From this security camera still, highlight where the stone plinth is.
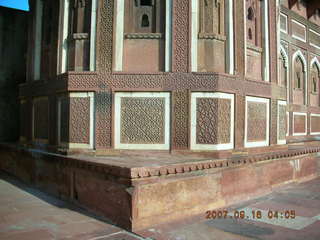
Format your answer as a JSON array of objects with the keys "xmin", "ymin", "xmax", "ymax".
[{"xmin": 0, "ymin": 143, "xmax": 320, "ymax": 231}]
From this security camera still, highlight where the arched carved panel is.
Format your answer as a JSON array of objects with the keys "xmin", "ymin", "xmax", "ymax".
[
  {"xmin": 292, "ymin": 56, "xmax": 306, "ymax": 105},
  {"xmin": 294, "ymin": 57, "xmax": 304, "ymax": 89},
  {"xmin": 279, "ymin": 46, "xmax": 288, "ymax": 87},
  {"xmin": 310, "ymin": 62, "xmax": 320, "ymax": 107},
  {"xmin": 279, "ymin": 55, "xmax": 287, "ymax": 87}
]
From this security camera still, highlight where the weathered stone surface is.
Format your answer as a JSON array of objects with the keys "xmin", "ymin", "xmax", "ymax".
[{"xmin": 1, "ymin": 144, "xmax": 319, "ymax": 231}]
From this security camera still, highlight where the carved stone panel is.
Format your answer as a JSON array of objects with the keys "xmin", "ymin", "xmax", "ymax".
[
  {"xmin": 247, "ymin": 102, "xmax": 267, "ymax": 142},
  {"xmin": 191, "ymin": 92, "xmax": 234, "ymax": 150},
  {"xmin": 115, "ymin": 92, "xmax": 170, "ymax": 150},
  {"xmin": 245, "ymin": 96, "xmax": 270, "ymax": 148},
  {"xmin": 218, "ymin": 98, "xmax": 232, "ymax": 144},
  {"xmin": 70, "ymin": 97, "xmax": 90, "ymax": 144},
  {"xmin": 278, "ymin": 102, "xmax": 287, "ymax": 142},
  {"xmin": 120, "ymin": 97, "xmax": 165, "ymax": 144},
  {"xmin": 196, "ymin": 98, "xmax": 231, "ymax": 145},
  {"xmin": 172, "ymin": 90, "xmax": 189, "ymax": 150},
  {"xmin": 196, "ymin": 98, "xmax": 219, "ymax": 145}
]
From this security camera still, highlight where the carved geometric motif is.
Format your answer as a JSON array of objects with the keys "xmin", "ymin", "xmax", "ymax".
[
  {"xmin": 218, "ymin": 98, "xmax": 231, "ymax": 144},
  {"xmin": 172, "ymin": 90, "xmax": 189, "ymax": 149},
  {"xmin": 191, "ymin": 92, "xmax": 234, "ymax": 150},
  {"xmin": 247, "ymin": 102, "xmax": 267, "ymax": 142},
  {"xmin": 172, "ymin": 0, "xmax": 189, "ymax": 72},
  {"xmin": 196, "ymin": 98, "xmax": 231, "ymax": 145},
  {"xmin": 120, "ymin": 97, "xmax": 165, "ymax": 144},
  {"xmin": 196, "ymin": 98, "xmax": 219, "ymax": 144},
  {"xmin": 278, "ymin": 104, "xmax": 287, "ymax": 140},
  {"xmin": 95, "ymin": 91, "xmax": 112, "ymax": 148},
  {"xmin": 70, "ymin": 97, "xmax": 90, "ymax": 144}
]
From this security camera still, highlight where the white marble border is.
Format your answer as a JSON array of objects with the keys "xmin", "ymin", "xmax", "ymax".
[
  {"xmin": 277, "ymin": 100, "xmax": 287, "ymax": 145},
  {"xmin": 244, "ymin": 96, "xmax": 270, "ymax": 148},
  {"xmin": 292, "ymin": 112, "xmax": 307, "ymax": 136},
  {"xmin": 291, "ymin": 19, "xmax": 307, "ymax": 43},
  {"xmin": 165, "ymin": 0, "xmax": 173, "ymax": 72},
  {"xmin": 190, "ymin": 0, "xmax": 198, "ymax": 72},
  {"xmin": 113, "ymin": 0, "xmax": 124, "ymax": 71},
  {"xmin": 226, "ymin": 0, "xmax": 234, "ymax": 75},
  {"xmin": 287, "ymin": 112, "xmax": 289, "ymax": 137},
  {"xmin": 58, "ymin": 92, "xmax": 95, "ymax": 149},
  {"xmin": 114, "ymin": 92, "xmax": 171, "ymax": 150},
  {"xmin": 262, "ymin": 0, "xmax": 270, "ymax": 82},
  {"xmin": 190, "ymin": 92, "xmax": 234, "ymax": 151},
  {"xmin": 59, "ymin": 0, "xmax": 69, "ymax": 73},
  {"xmin": 90, "ymin": 0, "xmax": 98, "ymax": 71},
  {"xmin": 310, "ymin": 113, "xmax": 320, "ymax": 135}
]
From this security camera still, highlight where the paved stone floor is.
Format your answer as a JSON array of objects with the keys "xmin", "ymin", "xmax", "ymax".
[
  {"xmin": 0, "ymin": 172, "xmax": 146, "ymax": 240},
  {"xmin": 1, "ymin": 172, "xmax": 320, "ymax": 240},
  {"xmin": 138, "ymin": 177, "xmax": 320, "ymax": 240}
]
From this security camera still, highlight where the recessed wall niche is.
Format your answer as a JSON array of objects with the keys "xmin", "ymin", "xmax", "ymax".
[
  {"xmin": 122, "ymin": 0, "xmax": 166, "ymax": 72},
  {"xmin": 245, "ymin": 0, "xmax": 263, "ymax": 81},
  {"xmin": 197, "ymin": 0, "xmax": 226, "ymax": 73}
]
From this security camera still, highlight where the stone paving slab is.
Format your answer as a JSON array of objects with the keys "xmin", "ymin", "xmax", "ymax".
[
  {"xmin": 1, "ymin": 171, "xmax": 320, "ymax": 239},
  {"xmin": 0, "ymin": 172, "xmax": 146, "ymax": 240},
  {"xmin": 139, "ymin": 177, "xmax": 320, "ymax": 240}
]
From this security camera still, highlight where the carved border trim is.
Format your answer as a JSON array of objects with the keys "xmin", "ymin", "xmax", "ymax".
[
  {"xmin": 124, "ymin": 33, "xmax": 163, "ymax": 39},
  {"xmin": 58, "ymin": 146, "xmax": 320, "ymax": 180},
  {"xmin": 198, "ymin": 33, "xmax": 227, "ymax": 41}
]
